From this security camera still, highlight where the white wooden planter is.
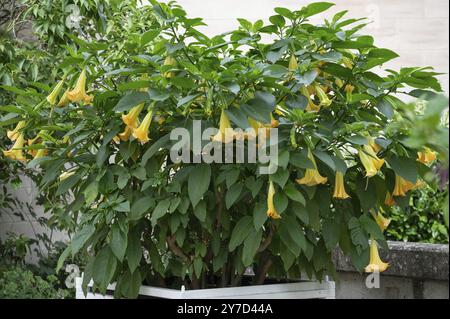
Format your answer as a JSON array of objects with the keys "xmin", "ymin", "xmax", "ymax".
[{"xmin": 75, "ymin": 276, "xmax": 335, "ymax": 299}]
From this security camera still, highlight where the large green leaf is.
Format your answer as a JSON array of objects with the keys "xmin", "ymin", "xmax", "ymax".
[
  {"xmin": 242, "ymin": 229, "xmax": 262, "ymax": 266},
  {"xmin": 92, "ymin": 246, "xmax": 117, "ymax": 292},
  {"xmin": 229, "ymin": 216, "xmax": 253, "ymax": 252},
  {"xmin": 188, "ymin": 164, "xmax": 211, "ymax": 207},
  {"xmin": 113, "ymin": 91, "xmax": 149, "ymax": 112},
  {"xmin": 110, "ymin": 223, "xmax": 128, "ymax": 261}
]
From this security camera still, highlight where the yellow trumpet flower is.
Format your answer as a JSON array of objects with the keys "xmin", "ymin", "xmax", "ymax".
[
  {"xmin": 342, "ymin": 56, "xmax": 354, "ymax": 69},
  {"xmin": 34, "ymin": 148, "xmax": 48, "ymax": 159},
  {"xmin": 7, "ymin": 121, "xmax": 26, "ymax": 141},
  {"xmin": 369, "ymin": 138, "xmax": 382, "ymax": 153},
  {"xmin": 384, "ymin": 192, "xmax": 395, "ymax": 207},
  {"xmin": 132, "ymin": 110, "xmax": 153, "ymax": 143},
  {"xmin": 417, "ymin": 147, "xmax": 437, "ymax": 164},
  {"xmin": 333, "ymin": 171, "xmax": 350, "ymax": 199},
  {"xmin": 335, "ymin": 78, "xmax": 344, "ymax": 89},
  {"xmin": 163, "ymin": 56, "xmax": 177, "ymax": 78},
  {"xmin": 46, "ymin": 78, "xmax": 65, "ymax": 105},
  {"xmin": 118, "ymin": 126, "xmax": 133, "ymax": 142},
  {"xmin": 392, "ymin": 175, "xmax": 425, "ymax": 197},
  {"xmin": 371, "ymin": 210, "xmax": 391, "ymax": 232},
  {"xmin": 67, "ymin": 69, "xmax": 94, "ymax": 104},
  {"xmin": 314, "ymin": 85, "xmax": 332, "ymax": 107},
  {"xmin": 296, "ymin": 149, "xmax": 328, "ymax": 186},
  {"xmin": 288, "ymin": 54, "xmax": 298, "ymax": 72},
  {"xmin": 365, "ymin": 239, "xmax": 389, "ymax": 273},
  {"xmin": 57, "ymin": 88, "xmax": 70, "ymax": 107},
  {"xmin": 59, "ymin": 171, "xmax": 76, "ymax": 181},
  {"xmin": 211, "ymin": 110, "xmax": 236, "ymax": 143},
  {"xmin": 359, "ymin": 145, "xmax": 384, "ymax": 177},
  {"xmin": 3, "ymin": 132, "xmax": 26, "ymax": 161},
  {"xmin": 300, "ymin": 86, "xmax": 320, "ymax": 112},
  {"xmin": 122, "ymin": 103, "xmax": 145, "ymax": 128},
  {"xmin": 266, "ymin": 180, "xmax": 281, "ymax": 219}
]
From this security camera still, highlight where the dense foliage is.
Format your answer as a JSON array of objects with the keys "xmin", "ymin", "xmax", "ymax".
[{"xmin": 1, "ymin": 0, "xmax": 448, "ymax": 299}]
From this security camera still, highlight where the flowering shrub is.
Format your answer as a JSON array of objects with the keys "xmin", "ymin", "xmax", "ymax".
[{"xmin": 1, "ymin": 1, "xmax": 448, "ymax": 298}]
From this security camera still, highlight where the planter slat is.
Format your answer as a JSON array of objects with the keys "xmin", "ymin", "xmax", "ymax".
[{"xmin": 75, "ymin": 277, "xmax": 335, "ymax": 299}]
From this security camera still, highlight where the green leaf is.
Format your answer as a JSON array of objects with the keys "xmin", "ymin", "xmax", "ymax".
[
  {"xmin": 56, "ymin": 174, "xmax": 81, "ymax": 196},
  {"xmin": 225, "ymin": 107, "xmax": 250, "ymax": 129},
  {"xmin": 129, "ymin": 196, "xmax": 154, "ymax": 221},
  {"xmin": 387, "ymin": 155, "xmax": 418, "ymax": 183},
  {"xmin": 271, "ymin": 168, "xmax": 290, "ymax": 188},
  {"xmin": 313, "ymin": 150, "xmax": 336, "ymax": 171},
  {"xmin": 355, "ymin": 176, "xmax": 377, "ymax": 213},
  {"xmin": 126, "ymin": 228, "xmax": 142, "ymax": 273},
  {"xmin": 225, "ymin": 182, "xmax": 243, "ymax": 209},
  {"xmin": 229, "ymin": 216, "xmax": 253, "ymax": 252},
  {"xmin": 71, "ymin": 224, "xmax": 95, "ymax": 256},
  {"xmin": 188, "ymin": 164, "xmax": 211, "ymax": 207},
  {"xmin": 274, "ymin": 192, "xmax": 288, "ymax": 214},
  {"xmin": 242, "ymin": 230, "xmax": 262, "ymax": 266},
  {"xmin": 303, "ymin": 2, "xmax": 335, "ymax": 18},
  {"xmin": 116, "ymin": 269, "xmax": 142, "ymax": 299},
  {"xmin": 56, "ymin": 245, "xmax": 71, "ymax": 272},
  {"xmin": 110, "ymin": 223, "xmax": 128, "ymax": 262},
  {"xmin": 194, "ymin": 200, "xmax": 207, "ymax": 222},
  {"xmin": 241, "ymin": 92, "xmax": 276, "ymax": 123},
  {"xmin": 141, "ymin": 134, "xmax": 170, "ymax": 166},
  {"xmin": 290, "ymin": 149, "xmax": 315, "ymax": 169},
  {"xmin": 113, "ymin": 91, "xmax": 149, "ymax": 112},
  {"xmin": 150, "ymin": 198, "xmax": 171, "ymax": 226},
  {"xmin": 114, "ymin": 201, "xmax": 130, "ymax": 213},
  {"xmin": 92, "ymin": 246, "xmax": 117, "ymax": 291},
  {"xmin": 348, "ymin": 217, "xmax": 369, "ymax": 251},
  {"xmin": 83, "ymin": 181, "xmax": 99, "ymax": 205},
  {"xmin": 322, "ymin": 219, "xmax": 341, "ymax": 251},
  {"xmin": 253, "ymin": 202, "xmax": 268, "ymax": 230},
  {"xmin": 284, "ymin": 183, "xmax": 306, "ymax": 205}
]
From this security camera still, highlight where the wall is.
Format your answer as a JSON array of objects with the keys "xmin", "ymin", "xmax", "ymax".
[{"xmin": 334, "ymin": 241, "xmax": 449, "ymax": 299}]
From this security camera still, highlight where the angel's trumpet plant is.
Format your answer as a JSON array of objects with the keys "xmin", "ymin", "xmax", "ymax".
[
  {"xmin": 314, "ymin": 85, "xmax": 332, "ymax": 107},
  {"xmin": 371, "ymin": 210, "xmax": 391, "ymax": 232},
  {"xmin": 163, "ymin": 56, "xmax": 177, "ymax": 78},
  {"xmin": 333, "ymin": 171, "xmax": 350, "ymax": 199},
  {"xmin": 3, "ymin": 132, "xmax": 26, "ymax": 161},
  {"xmin": 365, "ymin": 239, "xmax": 389, "ymax": 273},
  {"xmin": 288, "ymin": 54, "xmax": 298, "ymax": 72},
  {"xmin": 46, "ymin": 77, "xmax": 66, "ymax": 106},
  {"xmin": 296, "ymin": 149, "xmax": 328, "ymax": 186},
  {"xmin": 359, "ymin": 144, "xmax": 384, "ymax": 177},
  {"xmin": 266, "ymin": 180, "xmax": 281, "ymax": 219},
  {"xmin": 122, "ymin": 103, "xmax": 145, "ymax": 129},
  {"xmin": 392, "ymin": 175, "xmax": 425, "ymax": 197},
  {"xmin": 417, "ymin": 147, "xmax": 437, "ymax": 164},
  {"xmin": 211, "ymin": 110, "xmax": 236, "ymax": 144},
  {"xmin": 132, "ymin": 109, "xmax": 153, "ymax": 143},
  {"xmin": 67, "ymin": 69, "xmax": 94, "ymax": 104},
  {"xmin": 57, "ymin": 88, "xmax": 70, "ymax": 107},
  {"xmin": 300, "ymin": 86, "xmax": 320, "ymax": 112},
  {"xmin": 7, "ymin": 121, "xmax": 26, "ymax": 141}
]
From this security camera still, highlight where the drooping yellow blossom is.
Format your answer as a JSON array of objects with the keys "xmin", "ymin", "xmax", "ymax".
[
  {"xmin": 335, "ymin": 78, "xmax": 344, "ymax": 89},
  {"xmin": 384, "ymin": 192, "xmax": 395, "ymax": 207},
  {"xmin": 288, "ymin": 54, "xmax": 298, "ymax": 72},
  {"xmin": 33, "ymin": 148, "xmax": 48, "ymax": 159},
  {"xmin": 59, "ymin": 171, "xmax": 76, "ymax": 181},
  {"xmin": 57, "ymin": 88, "xmax": 70, "ymax": 107},
  {"xmin": 7, "ymin": 121, "xmax": 26, "ymax": 141},
  {"xmin": 67, "ymin": 69, "xmax": 94, "ymax": 104},
  {"xmin": 211, "ymin": 110, "xmax": 236, "ymax": 143},
  {"xmin": 163, "ymin": 56, "xmax": 177, "ymax": 78},
  {"xmin": 300, "ymin": 86, "xmax": 320, "ymax": 112},
  {"xmin": 46, "ymin": 78, "xmax": 65, "ymax": 105},
  {"xmin": 333, "ymin": 171, "xmax": 350, "ymax": 199},
  {"xmin": 296, "ymin": 149, "xmax": 328, "ymax": 186},
  {"xmin": 266, "ymin": 180, "xmax": 281, "ymax": 219},
  {"xmin": 118, "ymin": 126, "xmax": 133, "ymax": 142},
  {"xmin": 314, "ymin": 85, "xmax": 332, "ymax": 107},
  {"xmin": 122, "ymin": 103, "xmax": 145, "ymax": 128},
  {"xmin": 342, "ymin": 56, "xmax": 354, "ymax": 69},
  {"xmin": 365, "ymin": 239, "xmax": 389, "ymax": 273},
  {"xmin": 3, "ymin": 132, "xmax": 26, "ymax": 161},
  {"xmin": 27, "ymin": 136, "xmax": 40, "ymax": 157},
  {"xmin": 369, "ymin": 138, "xmax": 382, "ymax": 153},
  {"xmin": 392, "ymin": 175, "xmax": 425, "ymax": 197},
  {"xmin": 359, "ymin": 144, "xmax": 385, "ymax": 177},
  {"xmin": 417, "ymin": 147, "xmax": 437, "ymax": 164},
  {"xmin": 371, "ymin": 210, "xmax": 391, "ymax": 232},
  {"xmin": 132, "ymin": 110, "xmax": 153, "ymax": 143}
]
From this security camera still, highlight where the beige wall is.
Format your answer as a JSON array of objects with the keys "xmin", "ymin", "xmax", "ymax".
[{"xmin": 160, "ymin": 0, "xmax": 449, "ymax": 96}]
